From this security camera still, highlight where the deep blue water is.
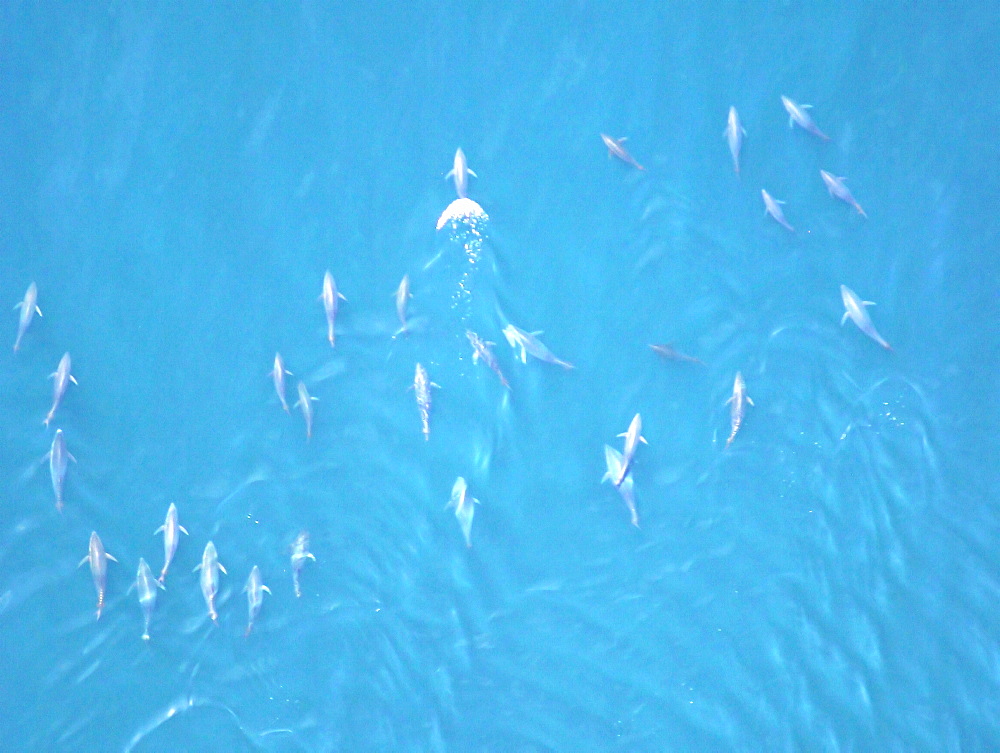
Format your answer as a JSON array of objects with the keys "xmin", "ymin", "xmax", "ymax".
[{"xmin": 1, "ymin": 3, "xmax": 998, "ymax": 751}]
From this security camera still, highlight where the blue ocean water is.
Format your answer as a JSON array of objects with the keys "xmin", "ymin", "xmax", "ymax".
[{"xmin": 1, "ymin": 3, "xmax": 998, "ymax": 751}]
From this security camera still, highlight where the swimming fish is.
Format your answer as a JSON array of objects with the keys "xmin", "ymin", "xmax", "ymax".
[
  {"xmin": 445, "ymin": 148, "xmax": 477, "ymax": 200},
  {"xmin": 154, "ymin": 503, "xmax": 188, "ymax": 584},
  {"xmin": 447, "ymin": 477, "xmax": 479, "ymax": 547},
  {"xmin": 79, "ymin": 531, "xmax": 117, "ymax": 620},
  {"xmin": 840, "ymin": 285, "xmax": 892, "ymax": 350},
  {"xmin": 761, "ymin": 189, "xmax": 795, "ymax": 232},
  {"xmin": 466, "ymin": 330, "xmax": 510, "ymax": 389},
  {"xmin": 290, "ymin": 531, "xmax": 316, "ymax": 598},
  {"xmin": 820, "ymin": 170, "xmax": 867, "ymax": 218},
  {"xmin": 47, "ymin": 429, "xmax": 74, "ymax": 512},
  {"xmin": 194, "ymin": 541, "xmax": 226, "ymax": 624},
  {"xmin": 781, "ymin": 96, "xmax": 830, "ymax": 141},
  {"xmin": 44, "ymin": 352, "xmax": 77, "ymax": 427},
  {"xmin": 243, "ymin": 565, "xmax": 270, "ymax": 637},
  {"xmin": 502, "ymin": 324, "xmax": 574, "ymax": 369},
  {"xmin": 411, "ymin": 363, "xmax": 438, "ymax": 441},
  {"xmin": 320, "ymin": 271, "xmax": 347, "ymax": 347},
  {"xmin": 393, "ymin": 274, "xmax": 412, "ymax": 336},
  {"xmin": 601, "ymin": 133, "xmax": 645, "ymax": 170},
  {"xmin": 601, "ymin": 445, "xmax": 639, "ymax": 528},
  {"xmin": 293, "ymin": 380, "xmax": 318, "ymax": 441},
  {"xmin": 724, "ymin": 106, "xmax": 746, "ymax": 175},
  {"xmin": 615, "ymin": 413, "xmax": 647, "ymax": 487},
  {"xmin": 649, "ymin": 343, "xmax": 705, "ymax": 366},
  {"xmin": 13, "ymin": 281, "xmax": 41, "ymax": 352},
  {"xmin": 725, "ymin": 372, "xmax": 754, "ymax": 448},
  {"xmin": 134, "ymin": 557, "xmax": 165, "ymax": 641},
  {"xmin": 272, "ymin": 353, "xmax": 293, "ymax": 413}
]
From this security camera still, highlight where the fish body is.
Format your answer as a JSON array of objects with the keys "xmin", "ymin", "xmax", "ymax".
[
  {"xmin": 601, "ymin": 445, "xmax": 639, "ymax": 527},
  {"xmin": 394, "ymin": 274, "xmax": 412, "ymax": 335},
  {"xmin": 840, "ymin": 285, "xmax": 892, "ymax": 350},
  {"xmin": 13, "ymin": 281, "xmax": 41, "ymax": 352},
  {"xmin": 601, "ymin": 133, "xmax": 645, "ymax": 170},
  {"xmin": 447, "ymin": 477, "xmax": 479, "ymax": 547},
  {"xmin": 781, "ymin": 96, "xmax": 830, "ymax": 141},
  {"xmin": 44, "ymin": 352, "xmax": 78, "ymax": 426},
  {"xmin": 48, "ymin": 429, "xmax": 74, "ymax": 512},
  {"xmin": 290, "ymin": 531, "xmax": 316, "ymax": 598},
  {"xmin": 412, "ymin": 363, "xmax": 438, "ymax": 440},
  {"xmin": 615, "ymin": 413, "xmax": 647, "ymax": 486},
  {"xmin": 724, "ymin": 106, "xmax": 746, "ymax": 175},
  {"xmin": 649, "ymin": 343, "xmax": 704, "ymax": 365},
  {"xmin": 320, "ymin": 271, "xmax": 347, "ymax": 347},
  {"xmin": 294, "ymin": 381, "xmax": 318, "ymax": 441},
  {"xmin": 502, "ymin": 324, "xmax": 574, "ymax": 369},
  {"xmin": 194, "ymin": 541, "xmax": 226, "ymax": 624},
  {"xmin": 466, "ymin": 330, "xmax": 510, "ymax": 389},
  {"xmin": 820, "ymin": 170, "xmax": 867, "ymax": 217},
  {"xmin": 445, "ymin": 148, "xmax": 477, "ymax": 199},
  {"xmin": 135, "ymin": 557, "xmax": 164, "ymax": 641},
  {"xmin": 761, "ymin": 189, "xmax": 795, "ymax": 232},
  {"xmin": 726, "ymin": 372, "xmax": 754, "ymax": 448},
  {"xmin": 154, "ymin": 503, "xmax": 188, "ymax": 584},
  {"xmin": 243, "ymin": 565, "xmax": 271, "ymax": 637},
  {"xmin": 272, "ymin": 353, "xmax": 293, "ymax": 413},
  {"xmin": 79, "ymin": 531, "xmax": 117, "ymax": 620}
]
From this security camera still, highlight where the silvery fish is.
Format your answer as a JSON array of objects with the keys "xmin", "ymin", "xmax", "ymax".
[
  {"xmin": 243, "ymin": 565, "xmax": 270, "ymax": 637},
  {"xmin": 135, "ymin": 557, "xmax": 164, "ymax": 641},
  {"xmin": 78, "ymin": 531, "xmax": 117, "ymax": 620},
  {"xmin": 13, "ymin": 281, "xmax": 41, "ymax": 352},
  {"xmin": 194, "ymin": 541, "xmax": 226, "ymax": 624},
  {"xmin": 154, "ymin": 503, "xmax": 188, "ymax": 584},
  {"xmin": 290, "ymin": 531, "xmax": 316, "ymax": 598},
  {"xmin": 44, "ymin": 352, "xmax": 77, "ymax": 427}
]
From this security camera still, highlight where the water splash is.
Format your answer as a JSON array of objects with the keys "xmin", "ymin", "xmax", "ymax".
[{"xmin": 434, "ymin": 198, "xmax": 491, "ymax": 328}]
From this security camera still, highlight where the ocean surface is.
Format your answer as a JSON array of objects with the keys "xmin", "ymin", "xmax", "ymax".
[{"xmin": 1, "ymin": 3, "xmax": 998, "ymax": 751}]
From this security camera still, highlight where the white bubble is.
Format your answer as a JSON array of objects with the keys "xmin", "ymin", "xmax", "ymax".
[{"xmin": 436, "ymin": 198, "xmax": 489, "ymax": 231}]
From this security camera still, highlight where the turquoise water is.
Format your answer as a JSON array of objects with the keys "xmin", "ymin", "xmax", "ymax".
[{"xmin": 2, "ymin": 3, "xmax": 998, "ymax": 751}]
